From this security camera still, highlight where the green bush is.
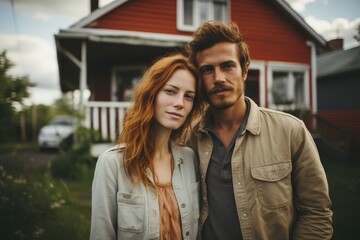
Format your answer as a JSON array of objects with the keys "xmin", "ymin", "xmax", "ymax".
[
  {"xmin": 51, "ymin": 126, "xmax": 95, "ymax": 181},
  {"xmin": 0, "ymin": 153, "xmax": 91, "ymax": 240}
]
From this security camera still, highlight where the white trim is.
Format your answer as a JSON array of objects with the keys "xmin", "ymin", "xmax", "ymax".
[
  {"xmin": 57, "ymin": 28, "xmax": 192, "ymax": 46},
  {"xmin": 176, "ymin": 0, "xmax": 230, "ymax": 32},
  {"xmin": 306, "ymin": 41, "xmax": 317, "ymax": 114},
  {"xmin": 249, "ymin": 60, "xmax": 266, "ymax": 107},
  {"xmin": 267, "ymin": 61, "xmax": 310, "ymax": 111},
  {"xmin": 79, "ymin": 41, "xmax": 88, "ymax": 112},
  {"xmin": 71, "ymin": 0, "xmax": 129, "ymax": 28}
]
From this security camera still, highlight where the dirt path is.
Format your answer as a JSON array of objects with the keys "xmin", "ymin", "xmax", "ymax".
[{"xmin": 0, "ymin": 145, "xmax": 61, "ymax": 169}]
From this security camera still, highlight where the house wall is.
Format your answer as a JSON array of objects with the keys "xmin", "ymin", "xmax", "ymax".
[
  {"xmin": 317, "ymin": 72, "xmax": 360, "ymax": 141},
  {"xmin": 88, "ymin": 0, "xmax": 187, "ymax": 35},
  {"xmin": 232, "ymin": 0, "xmax": 311, "ymax": 64},
  {"xmin": 88, "ymin": 0, "xmax": 314, "ymax": 109},
  {"xmin": 90, "ymin": 0, "xmax": 312, "ymax": 64}
]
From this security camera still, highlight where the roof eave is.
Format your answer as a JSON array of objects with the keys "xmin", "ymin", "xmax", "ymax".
[
  {"xmin": 275, "ymin": 0, "xmax": 327, "ymax": 46},
  {"xmin": 70, "ymin": 0, "xmax": 129, "ymax": 28}
]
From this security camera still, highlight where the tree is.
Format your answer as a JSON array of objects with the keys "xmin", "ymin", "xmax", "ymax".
[{"xmin": 0, "ymin": 51, "xmax": 35, "ymax": 142}]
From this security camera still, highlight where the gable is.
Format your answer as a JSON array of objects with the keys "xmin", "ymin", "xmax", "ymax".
[{"xmin": 85, "ymin": 0, "xmax": 192, "ymax": 36}]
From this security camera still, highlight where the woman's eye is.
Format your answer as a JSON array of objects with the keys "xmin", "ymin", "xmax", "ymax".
[
  {"xmin": 184, "ymin": 94, "xmax": 195, "ymax": 101},
  {"xmin": 164, "ymin": 89, "xmax": 175, "ymax": 95}
]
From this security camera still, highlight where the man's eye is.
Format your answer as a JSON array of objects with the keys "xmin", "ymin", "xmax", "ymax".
[
  {"xmin": 200, "ymin": 67, "xmax": 213, "ymax": 75},
  {"xmin": 221, "ymin": 63, "xmax": 234, "ymax": 71}
]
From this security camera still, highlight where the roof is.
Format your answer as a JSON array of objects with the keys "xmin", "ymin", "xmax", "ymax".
[
  {"xmin": 63, "ymin": 0, "xmax": 326, "ymax": 47},
  {"xmin": 317, "ymin": 46, "xmax": 360, "ymax": 78}
]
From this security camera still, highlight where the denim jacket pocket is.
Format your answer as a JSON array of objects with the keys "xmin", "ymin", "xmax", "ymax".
[
  {"xmin": 117, "ymin": 192, "xmax": 145, "ymax": 233},
  {"xmin": 251, "ymin": 162, "xmax": 292, "ymax": 209}
]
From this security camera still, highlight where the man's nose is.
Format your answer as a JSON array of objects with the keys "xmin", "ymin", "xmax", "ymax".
[{"xmin": 214, "ymin": 67, "xmax": 225, "ymax": 83}]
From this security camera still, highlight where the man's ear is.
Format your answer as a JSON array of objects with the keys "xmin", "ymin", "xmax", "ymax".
[{"xmin": 243, "ymin": 64, "xmax": 249, "ymax": 80}]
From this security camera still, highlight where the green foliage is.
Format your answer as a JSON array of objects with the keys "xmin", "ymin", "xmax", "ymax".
[
  {"xmin": 0, "ymin": 51, "xmax": 35, "ymax": 143},
  {"xmin": 0, "ymin": 147, "xmax": 91, "ymax": 240},
  {"xmin": 0, "ymin": 51, "xmax": 35, "ymax": 106},
  {"xmin": 51, "ymin": 126, "xmax": 95, "ymax": 181}
]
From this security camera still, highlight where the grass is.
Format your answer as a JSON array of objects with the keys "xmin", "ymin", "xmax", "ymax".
[
  {"xmin": 321, "ymin": 157, "xmax": 360, "ymax": 239},
  {"xmin": 0, "ymin": 143, "xmax": 92, "ymax": 240},
  {"xmin": 0, "ymin": 143, "xmax": 359, "ymax": 239}
]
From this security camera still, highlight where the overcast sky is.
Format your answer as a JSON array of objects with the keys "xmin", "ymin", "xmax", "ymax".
[{"xmin": 0, "ymin": 0, "xmax": 359, "ymax": 106}]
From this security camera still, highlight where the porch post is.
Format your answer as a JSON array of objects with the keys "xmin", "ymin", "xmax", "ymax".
[{"xmin": 79, "ymin": 40, "xmax": 87, "ymax": 113}]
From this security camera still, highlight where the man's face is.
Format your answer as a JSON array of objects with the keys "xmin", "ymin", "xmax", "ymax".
[{"xmin": 197, "ymin": 42, "xmax": 247, "ymax": 110}]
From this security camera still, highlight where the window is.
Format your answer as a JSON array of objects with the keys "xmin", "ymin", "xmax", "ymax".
[
  {"xmin": 267, "ymin": 63, "xmax": 309, "ymax": 111},
  {"xmin": 177, "ymin": 0, "xmax": 229, "ymax": 31},
  {"xmin": 112, "ymin": 67, "xmax": 143, "ymax": 102}
]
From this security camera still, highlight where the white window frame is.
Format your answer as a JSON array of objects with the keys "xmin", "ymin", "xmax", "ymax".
[
  {"xmin": 177, "ymin": 0, "xmax": 230, "ymax": 32},
  {"xmin": 267, "ymin": 62, "xmax": 310, "ymax": 111},
  {"xmin": 111, "ymin": 65, "xmax": 144, "ymax": 102},
  {"xmin": 248, "ymin": 60, "xmax": 266, "ymax": 108}
]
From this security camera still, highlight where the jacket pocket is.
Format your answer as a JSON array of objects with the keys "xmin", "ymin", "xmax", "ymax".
[
  {"xmin": 251, "ymin": 161, "xmax": 292, "ymax": 209},
  {"xmin": 117, "ymin": 192, "xmax": 145, "ymax": 233}
]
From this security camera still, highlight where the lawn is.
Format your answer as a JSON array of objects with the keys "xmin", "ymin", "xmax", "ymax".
[{"xmin": 0, "ymin": 143, "xmax": 358, "ymax": 239}]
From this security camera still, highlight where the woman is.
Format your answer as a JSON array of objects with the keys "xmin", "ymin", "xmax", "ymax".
[{"xmin": 90, "ymin": 53, "xmax": 201, "ymax": 240}]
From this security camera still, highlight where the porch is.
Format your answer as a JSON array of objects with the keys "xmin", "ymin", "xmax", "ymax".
[{"xmin": 82, "ymin": 101, "xmax": 132, "ymax": 157}]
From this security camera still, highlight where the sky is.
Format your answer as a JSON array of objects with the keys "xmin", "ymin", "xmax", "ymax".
[{"xmin": 0, "ymin": 0, "xmax": 359, "ymax": 106}]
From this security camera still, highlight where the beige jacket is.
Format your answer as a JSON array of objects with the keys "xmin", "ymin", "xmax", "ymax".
[
  {"xmin": 188, "ymin": 98, "xmax": 333, "ymax": 240},
  {"xmin": 90, "ymin": 144, "xmax": 200, "ymax": 240}
]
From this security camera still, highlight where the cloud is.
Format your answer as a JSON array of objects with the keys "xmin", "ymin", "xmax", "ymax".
[
  {"xmin": 305, "ymin": 16, "xmax": 360, "ymax": 49},
  {"xmin": 284, "ymin": 0, "xmax": 317, "ymax": 12},
  {"xmin": 0, "ymin": 34, "xmax": 61, "ymax": 103},
  {"xmin": 11, "ymin": 0, "xmax": 89, "ymax": 20}
]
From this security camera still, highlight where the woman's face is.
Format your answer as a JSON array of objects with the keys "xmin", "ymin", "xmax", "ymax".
[{"xmin": 154, "ymin": 68, "xmax": 196, "ymax": 131}]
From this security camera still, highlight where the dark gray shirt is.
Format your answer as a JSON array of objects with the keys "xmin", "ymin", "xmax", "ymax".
[{"xmin": 202, "ymin": 98, "xmax": 250, "ymax": 240}]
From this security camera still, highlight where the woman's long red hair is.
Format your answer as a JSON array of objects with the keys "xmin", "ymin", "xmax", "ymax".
[{"xmin": 118, "ymin": 52, "xmax": 201, "ymax": 188}]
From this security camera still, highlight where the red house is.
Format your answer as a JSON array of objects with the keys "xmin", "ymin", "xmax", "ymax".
[{"xmin": 55, "ymin": 0, "xmax": 328, "ymax": 145}]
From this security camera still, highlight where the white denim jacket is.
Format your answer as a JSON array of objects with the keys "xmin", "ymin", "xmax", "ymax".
[{"xmin": 90, "ymin": 143, "xmax": 200, "ymax": 240}]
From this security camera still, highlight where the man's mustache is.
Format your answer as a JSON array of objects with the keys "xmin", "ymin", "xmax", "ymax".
[{"xmin": 208, "ymin": 85, "xmax": 233, "ymax": 94}]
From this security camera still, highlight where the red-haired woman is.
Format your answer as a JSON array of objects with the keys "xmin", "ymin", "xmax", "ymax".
[{"xmin": 90, "ymin": 53, "xmax": 202, "ymax": 240}]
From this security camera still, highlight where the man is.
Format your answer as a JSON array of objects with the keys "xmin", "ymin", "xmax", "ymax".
[{"xmin": 187, "ymin": 21, "xmax": 333, "ymax": 240}]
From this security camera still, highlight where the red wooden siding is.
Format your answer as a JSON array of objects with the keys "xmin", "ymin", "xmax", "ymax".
[
  {"xmin": 232, "ymin": 0, "xmax": 311, "ymax": 63},
  {"xmin": 318, "ymin": 110, "xmax": 360, "ymax": 142},
  {"xmin": 88, "ymin": 0, "xmax": 192, "ymax": 36}
]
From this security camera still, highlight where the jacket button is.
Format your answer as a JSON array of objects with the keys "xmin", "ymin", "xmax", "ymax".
[
  {"xmin": 185, "ymin": 231, "xmax": 189, "ymax": 236},
  {"xmin": 181, "ymin": 203, "xmax": 186, "ymax": 208},
  {"xmin": 204, "ymin": 151, "xmax": 209, "ymax": 155}
]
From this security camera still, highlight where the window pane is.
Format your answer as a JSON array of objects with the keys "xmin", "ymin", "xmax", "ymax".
[
  {"xmin": 272, "ymin": 71, "xmax": 305, "ymax": 106},
  {"xmin": 184, "ymin": 0, "xmax": 193, "ymax": 25},
  {"xmin": 294, "ymin": 72, "xmax": 305, "ymax": 107},
  {"xmin": 115, "ymin": 70, "xmax": 141, "ymax": 101},
  {"xmin": 272, "ymin": 72, "xmax": 289, "ymax": 105},
  {"xmin": 199, "ymin": 0, "xmax": 209, "ymax": 23},
  {"xmin": 214, "ymin": 1, "xmax": 227, "ymax": 21}
]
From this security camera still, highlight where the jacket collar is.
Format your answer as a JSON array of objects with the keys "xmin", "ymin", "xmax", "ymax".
[{"xmin": 198, "ymin": 97, "xmax": 260, "ymax": 136}]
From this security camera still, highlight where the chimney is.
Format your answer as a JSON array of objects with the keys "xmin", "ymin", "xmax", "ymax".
[
  {"xmin": 91, "ymin": 0, "xmax": 99, "ymax": 12},
  {"xmin": 327, "ymin": 38, "xmax": 344, "ymax": 52}
]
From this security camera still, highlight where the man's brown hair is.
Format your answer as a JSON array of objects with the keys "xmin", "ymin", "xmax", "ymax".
[{"xmin": 187, "ymin": 20, "xmax": 250, "ymax": 73}]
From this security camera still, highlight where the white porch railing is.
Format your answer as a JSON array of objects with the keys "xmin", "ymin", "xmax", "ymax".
[{"xmin": 83, "ymin": 101, "xmax": 132, "ymax": 142}]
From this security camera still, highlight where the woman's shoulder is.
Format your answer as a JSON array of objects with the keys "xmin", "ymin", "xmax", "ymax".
[{"xmin": 96, "ymin": 144, "xmax": 126, "ymax": 168}]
